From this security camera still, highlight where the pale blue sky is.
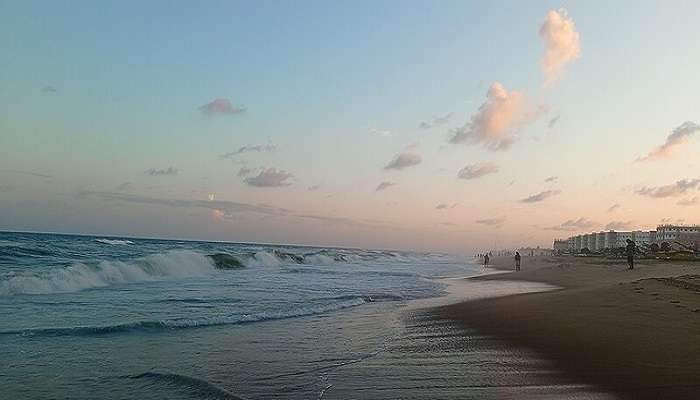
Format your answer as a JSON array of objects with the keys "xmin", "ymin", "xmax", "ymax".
[{"xmin": 1, "ymin": 1, "xmax": 699, "ymax": 252}]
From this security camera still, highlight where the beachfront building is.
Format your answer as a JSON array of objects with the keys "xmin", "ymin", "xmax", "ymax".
[
  {"xmin": 553, "ymin": 239, "xmax": 568, "ymax": 254},
  {"xmin": 656, "ymin": 225, "xmax": 700, "ymax": 249},
  {"xmin": 563, "ymin": 224, "xmax": 699, "ymax": 253}
]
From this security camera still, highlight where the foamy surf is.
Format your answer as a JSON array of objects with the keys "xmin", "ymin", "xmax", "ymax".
[
  {"xmin": 95, "ymin": 238, "xmax": 135, "ymax": 245},
  {"xmin": 0, "ymin": 250, "xmax": 217, "ymax": 296}
]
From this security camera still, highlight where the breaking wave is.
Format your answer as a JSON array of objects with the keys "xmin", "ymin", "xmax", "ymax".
[
  {"xmin": 0, "ymin": 245, "xmax": 443, "ymax": 297},
  {"xmin": 1, "ymin": 295, "xmax": 401, "ymax": 337},
  {"xmin": 0, "ymin": 250, "xmax": 217, "ymax": 296}
]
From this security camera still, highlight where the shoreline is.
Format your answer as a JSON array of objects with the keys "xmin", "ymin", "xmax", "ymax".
[{"xmin": 435, "ymin": 256, "xmax": 700, "ymax": 399}]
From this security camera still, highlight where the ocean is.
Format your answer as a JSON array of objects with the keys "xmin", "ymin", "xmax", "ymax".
[{"xmin": 0, "ymin": 232, "xmax": 613, "ymax": 399}]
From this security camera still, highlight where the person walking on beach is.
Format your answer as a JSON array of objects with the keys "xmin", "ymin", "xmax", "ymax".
[
  {"xmin": 514, "ymin": 251, "xmax": 521, "ymax": 271},
  {"xmin": 484, "ymin": 254, "xmax": 490, "ymax": 266},
  {"xmin": 625, "ymin": 239, "xmax": 636, "ymax": 270}
]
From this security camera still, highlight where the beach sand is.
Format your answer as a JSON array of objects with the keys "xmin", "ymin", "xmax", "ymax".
[{"xmin": 438, "ymin": 256, "xmax": 700, "ymax": 399}]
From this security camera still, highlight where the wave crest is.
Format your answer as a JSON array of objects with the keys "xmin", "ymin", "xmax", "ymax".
[
  {"xmin": 95, "ymin": 238, "xmax": 134, "ymax": 245},
  {"xmin": 0, "ymin": 250, "xmax": 216, "ymax": 296}
]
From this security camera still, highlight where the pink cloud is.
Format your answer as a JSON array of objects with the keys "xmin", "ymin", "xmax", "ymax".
[
  {"xmin": 450, "ymin": 82, "xmax": 542, "ymax": 151},
  {"xmin": 539, "ymin": 9, "xmax": 581, "ymax": 86}
]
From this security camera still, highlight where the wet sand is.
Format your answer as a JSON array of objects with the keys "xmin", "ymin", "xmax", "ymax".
[{"xmin": 437, "ymin": 256, "xmax": 700, "ymax": 399}]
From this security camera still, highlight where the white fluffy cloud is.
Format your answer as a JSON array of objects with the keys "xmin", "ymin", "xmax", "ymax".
[
  {"xmin": 457, "ymin": 162, "xmax": 499, "ymax": 180},
  {"xmin": 539, "ymin": 9, "xmax": 581, "ymax": 86},
  {"xmin": 637, "ymin": 121, "xmax": 700, "ymax": 162},
  {"xmin": 450, "ymin": 83, "xmax": 541, "ymax": 151}
]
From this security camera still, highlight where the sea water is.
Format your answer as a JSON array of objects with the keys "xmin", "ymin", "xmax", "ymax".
[{"xmin": 0, "ymin": 232, "xmax": 613, "ymax": 399}]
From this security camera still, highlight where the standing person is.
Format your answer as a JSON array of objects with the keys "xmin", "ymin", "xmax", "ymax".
[
  {"xmin": 515, "ymin": 251, "xmax": 521, "ymax": 271},
  {"xmin": 625, "ymin": 239, "xmax": 636, "ymax": 270},
  {"xmin": 484, "ymin": 253, "xmax": 490, "ymax": 266}
]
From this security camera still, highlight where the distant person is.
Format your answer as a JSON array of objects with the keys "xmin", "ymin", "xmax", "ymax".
[
  {"xmin": 484, "ymin": 254, "xmax": 490, "ymax": 266},
  {"xmin": 515, "ymin": 251, "xmax": 521, "ymax": 271},
  {"xmin": 626, "ymin": 239, "xmax": 636, "ymax": 270}
]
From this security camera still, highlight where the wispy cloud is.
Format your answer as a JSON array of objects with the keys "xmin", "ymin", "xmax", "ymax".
[
  {"xmin": 384, "ymin": 152, "xmax": 422, "ymax": 170},
  {"xmin": 539, "ymin": 9, "xmax": 581, "ymax": 86},
  {"xmin": 0, "ymin": 169, "xmax": 53, "ymax": 179},
  {"xmin": 238, "ymin": 167, "xmax": 255, "ymax": 177},
  {"xmin": 370, "ymin": 128, "xmax": 393, "ymax": 137},
  {"xmin": 221, "ymin": 144, "xmax": 275, "ymax": 159},
  {"xmin": 544, "ymin": 176, "xmax": 558, "ymax": 183},
  {"xmin": 636, "ymin": 121, "xmax": 700, "ymax": 162},
  {"xmin": 449, "ymin": 82, "xmax": 542, "ymax": 151},
  {"xmin": 545, "ymin": 217, "xmax": 597, "ymax": 231},
  {"xmin": 457, "ymin": 162, "xmax": 499, "ymax": 180},
  {"xmin": 79, "ymin": 190, "xmax": 386, "ymax": 229},
  {"xmin": 607, "ymin": 203, "xmax": 620, "ymax": 212},
  {"xmin": 375, "ymin": 181, "xmax": 396, "ymax": 192},
  {"xmin": 419, "ymin": 112, "xmax": 453, "ymax": 129},
  {"xmin": 605, "ymin": 221, "xmax": 634, "ymax": 231},
  {"xmin": 635, "ymin": 179, "xmax": 700, "ymax": 198},
  {"xmin": 520, "ymin": 190, "xmax": 561, "ymax": 203},
  {"xmin": 81, "ymin": 190, "xmax": 288, "ymax": 217},
  {"xmin": 548, "ymin": 115, "xmax": 560, "ymax": 129},
  {"xmin": 678, "ymin": 197, "xmax": 699, "ymax": 206},
  {"xmin": 145, "ymin": 167, "xmax": 178, "ymax": 176},
  {"xmin": 41, "ymin": 85, "xmax": 57, "ymax": 93},
  {"xmin": 199, "ymin": 98, "xmax": 245, "ymax": 116},
  {"xmin": 243, "ymin": 168, "xmax": 293, "ymax": 187},
  {"xmin": 475, "ymin": 217, "xmax": 506, "ymax": 227},
  {"xmin": 307, "ymin": 185, "xmax": 321, "ymax": 191},
  {"xmin": 436, "ymin": 203, "xmax": 457, "ymax": 210}
]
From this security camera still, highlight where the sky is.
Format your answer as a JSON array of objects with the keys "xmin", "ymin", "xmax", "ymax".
[{"xmin": 1, "ymin": 1, "xmax": 699, "ymax": 253}]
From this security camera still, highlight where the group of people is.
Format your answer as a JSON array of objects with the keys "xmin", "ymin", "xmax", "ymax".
[
  {"xmin": 480, "ymin": 240, "xmax": 636, "ymax": 271},
  {"xmin": 478, "ymin": 251, "xmax": 520, "ymax": 271}
]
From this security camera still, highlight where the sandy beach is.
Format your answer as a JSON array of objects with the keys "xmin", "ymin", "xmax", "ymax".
[{"xmin": 438, "ymin": 256, "xmax": 700, "ymax": 399}]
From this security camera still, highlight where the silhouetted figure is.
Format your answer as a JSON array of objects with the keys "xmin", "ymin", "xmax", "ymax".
[
  {"xmin": 515, "ymin": 251, "xmax": 521, "ymax": 271},
  {"xmin": 484, "ymin": 254, "xmax": 490, "ymax": 266},
  {"xmin": 625, "ymin": 239, "xmax": 636, "ymax": 270}
]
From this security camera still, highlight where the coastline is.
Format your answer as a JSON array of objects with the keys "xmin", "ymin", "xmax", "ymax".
[{"xmin": 436, "ymin": 256, "xmax": 700, "ymax": 399}]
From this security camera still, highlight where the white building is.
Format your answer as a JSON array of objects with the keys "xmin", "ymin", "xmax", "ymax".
[{"xmin": 561, "ymin": 224, "xmax": 699, "ymax": 253}]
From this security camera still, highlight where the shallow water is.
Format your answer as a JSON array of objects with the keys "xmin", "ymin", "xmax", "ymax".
[{"xmin": 0, "ymin": 232, "xmax": 614, "ymax": 399}]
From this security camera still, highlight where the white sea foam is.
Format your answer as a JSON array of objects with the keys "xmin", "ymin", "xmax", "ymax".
[
  {"xmin": 0, "ymin": 250, "xmax": 216, "ymax": 296},
  {"xmin": 95, "ymin": 238, "xmax": 134, "ymax": 245},
  {"xmin": 303, "ymin": 254, "xmax": 335, "ymax": 265},
  {"xmin": 249, "ymin": 251, "xmax": 284, "ymax": 267}
]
